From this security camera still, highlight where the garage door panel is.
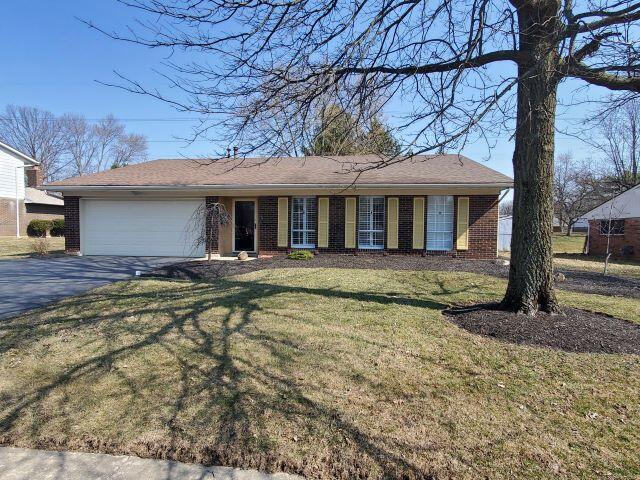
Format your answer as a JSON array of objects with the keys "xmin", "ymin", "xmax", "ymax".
[{"xmin": 82, "ymin": 200, "xmax": 205, "ymax": 257}]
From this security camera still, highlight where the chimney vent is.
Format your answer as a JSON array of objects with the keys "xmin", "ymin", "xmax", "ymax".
[
  {"xmin": 233, "ymin": 146, "xmax": 238, "ymax": 158},
  {"xmin": 226, "ymin": 148, "xmax": 231, "ymax": 158}
]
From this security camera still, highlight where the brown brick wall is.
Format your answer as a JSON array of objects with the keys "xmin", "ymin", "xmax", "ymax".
[
  {"xmin": 588, "ymin": 218, "xmax": 640, "ymax": 259},
  {"xmin": 1, "ymin": 198, "xmax": 64, "ymax": 236},
  {"xmin": 26, "ymin": 167, "xmax": 43, "ymax": 188},
  {"xmin": 0, "ymin": 198, "xmax": 26, "ymax": 236},
  {"xmin": 257, "ymin": 194, "xmax": 498, "ymax": 259},
  {"xmin": 455, "ymin": 195, "xmax": 499, "ymax": 260},
  {"xmin": 258, "ymin": 196, "xmax": 288, "ymax": 254},
  {"xmin": 64, "ymin": 196, "xmax": 80, "ymax": 254}
]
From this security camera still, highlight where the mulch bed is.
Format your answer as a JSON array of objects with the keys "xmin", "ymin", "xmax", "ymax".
[
  {"xmin": 149, "ymin": 254, "xmax": 640, "ymax": 299},
  {"xmin": 444, "ymin": 304, "xmax": 640, "ymax": 355}
]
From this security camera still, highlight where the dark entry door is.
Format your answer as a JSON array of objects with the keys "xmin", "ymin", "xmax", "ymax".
[{"xmin": 234, "ymin": 200, "xmax": 256, "ymax": 251}]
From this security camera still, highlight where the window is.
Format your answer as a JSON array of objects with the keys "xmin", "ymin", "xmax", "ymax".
[
  {"xmin": 291, "ymin": 197, "xmax": 316, "ymax": 248},
  {"xmin": 600, "ymin": 219, "xmax": 625, "ymax": 235},
  {"xmin": 358, "ymin": 196, "xmax": 385, "ymax": 249},
  {"xmin": 427, "ymin": 195, "xmax": 454, "ymax": 251}
]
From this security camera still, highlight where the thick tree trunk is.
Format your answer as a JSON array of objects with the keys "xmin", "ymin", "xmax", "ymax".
[{"xmin": 502, "ymin": 1, "xmax": 560, "ymax": 314}]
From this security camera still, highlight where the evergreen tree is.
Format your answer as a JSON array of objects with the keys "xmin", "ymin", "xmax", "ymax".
[{"xmin": 304, "ymin": 105, "xmax": 399, "ymax": 156}]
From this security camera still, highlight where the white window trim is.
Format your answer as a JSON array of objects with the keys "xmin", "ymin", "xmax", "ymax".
[
  {"xmin": 291, "ymin": 196, "xmax": 316, "ymax": 249},
  {"xmin": 358, "ymin": 195, "xmax": 385, "ymax": 250},
  {"xmin": 426, "ymin": 195, "xmax": 454, "ymax": 251}
]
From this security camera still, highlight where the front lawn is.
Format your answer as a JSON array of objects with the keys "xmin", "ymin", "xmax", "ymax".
[
  {"xmin": 0, "ymin": 236, "xmax": 65, "ymax": 259},
  {"xmin": 1, "ymin": 268, "xmax": 638, "ymax": 479},
  {"xmin": 552, "ymin": 232, "xmax": 586, "ymax": 254},
  {"xmin": 554, "ymin": 255, "xmax": 640, "ymax": 280}
]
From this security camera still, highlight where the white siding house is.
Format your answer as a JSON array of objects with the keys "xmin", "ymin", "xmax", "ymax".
[{"xmin": 0, "ymin": 142, "xmax": 39, "ymax": 236}]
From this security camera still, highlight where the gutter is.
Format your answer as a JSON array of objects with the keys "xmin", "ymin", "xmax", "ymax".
[
  {"xmin": 43, "ymin": 182, "xmax": 513, "ymax": 192},
  {"xmin": 0, "ymin": 141, "xmax": 39, "ymax": 165}
]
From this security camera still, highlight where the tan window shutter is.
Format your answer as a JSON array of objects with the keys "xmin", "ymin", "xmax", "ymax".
[
  {"xmin": 456, "ymin": 197, "xmax": 470, "ymax": 250},
  {"xmin": 387, "ymin": 197, "xmax": 399, "ymax": 249},
  {"xmin": 412, "ymin": 197, "xmax": 425, "ymax": 249},
  {"xmin": 345, "ymin": 197, "xmax": 356, "ymax": 248},
  {"xmin": 277, "ymin": 197, "xmax": 288, "ymax": 247},
  {"xmin": 318, "ymin": 197, "xmax": 329, "ymax": 248}
]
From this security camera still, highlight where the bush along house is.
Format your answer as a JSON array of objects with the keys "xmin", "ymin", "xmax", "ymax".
[
  {"xmin": 582, "ymin": 184, "xmax": 640, "ymax": 260},
  {"xmin": 44, "ymin": 155, "xmax": 512, "ymax": 259}
]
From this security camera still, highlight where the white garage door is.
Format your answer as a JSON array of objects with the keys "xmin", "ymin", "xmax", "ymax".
[{"xmin": 81, "ymin": 199, "xmax": 205, "ymax": 257}]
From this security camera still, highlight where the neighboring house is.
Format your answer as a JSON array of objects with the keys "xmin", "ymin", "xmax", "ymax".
[
  {"xmin": 501, "ymin": 215, "xmax": 588, "ymax": 251},
  {"xmin": 582, "ymin": 184, "xmax": 640, "ymax": 259},
  {"xmin": 0, "ymin": 141, "xmax": 64, "ymax": 236},
  {"xmin": 45, "ymin": 155, "xmax": 512, "ymax": 258},
  {"xmin": 552, "ymin": 215, "xmax": 588, "ymax": 233}
]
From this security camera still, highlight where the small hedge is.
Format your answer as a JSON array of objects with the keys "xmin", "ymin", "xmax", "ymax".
[
  {"xmin": 27, "ymin": 218, "xmax": 65, "ymax": 237},
  {"xmin": 27, "ymin": 219, "xmax": 52, "ymax": 237},
  {"xmin": 50, "ymin": 218, "xmax": 65, "ymax": 237},
  {"xmin": 287, "ymin": 250, "xmax": 314, "ymax": 260}
]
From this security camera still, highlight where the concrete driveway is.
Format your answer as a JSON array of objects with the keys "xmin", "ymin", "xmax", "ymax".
[
  {"xmin": 0, "ymin": 447, "xmax": 302, "ymax": 480},
  {"xmin": 0, "ymin": 255, "xmax": 183, "ymax": 319}
]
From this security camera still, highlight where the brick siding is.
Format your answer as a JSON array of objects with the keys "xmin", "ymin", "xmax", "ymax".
[
  {"xmin": 26, "ymin": 167, "xmax": 43, "ymax": 188},
  {"xmin": 0, "ymin": 198, "xmax": 64, "ymax": 236},
  {"xmin": 257, "ymin": 194, "xmax": 498, "ymax": 259},
  {"xmin": 588, "ymin": 218, "xmax": 640, "ymax": 259},
  {"xmin": 455, "ymin": 195, "xmax": 499, "ymax": 260},
  {"xmin": 258, "ymin": 196, "xmax": 289, "ymax": 254},
  {"xmin": 64, "ymin": 196, "xmax": 80, "ymax": 254},
  {"xmin": 0, "ymin": 198, "xmax": 25, "ymax": 236}
]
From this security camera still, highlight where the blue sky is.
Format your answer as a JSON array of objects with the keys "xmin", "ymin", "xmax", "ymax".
[{"xmin": 2, "ymin": 0, "xmax": 606, "ymax": 180}]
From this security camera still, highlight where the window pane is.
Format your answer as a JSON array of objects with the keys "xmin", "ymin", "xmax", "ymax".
[
  {"xmin": 426, "ymin": 195, "xmax": 454, "ymax": 251},
  {"xmin": 358, "ymin": 196, "xmax": 385, "ymax": 249},
  {"xmin": 291, "ymin": 197, "xmax": 316, "ymax": 247}
]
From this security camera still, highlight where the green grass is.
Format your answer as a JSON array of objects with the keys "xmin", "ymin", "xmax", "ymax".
[
  {"xmin": 1, "ymin": 268, "xmax": 639, "ymax": 479},
  {"xmin": 554, "ymin": 255, "xmax": 640, "ymax": 280},
  {"xmin": 498, "ymin": 233, "xmax": 640, "ymax": 280},
  {"xmin": 552, "ymin": 233, "xmax": 587, "ymax": 254},
  {"xmin": 0, "ymin": 236, "xmax": 65, "ymax": 259}
]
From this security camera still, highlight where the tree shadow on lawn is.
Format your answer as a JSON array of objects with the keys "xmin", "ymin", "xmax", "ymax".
[{"xmin": 0, "ymin": 277, "xmax": 458, "ymax": 479}]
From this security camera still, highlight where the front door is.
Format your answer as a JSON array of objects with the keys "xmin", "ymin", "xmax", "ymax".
[{"xmin": 234, "ymin": 200, "xmax": 256, "ymax": 251}]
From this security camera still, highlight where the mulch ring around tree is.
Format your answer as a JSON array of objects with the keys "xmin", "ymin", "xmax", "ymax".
[{"xmin": 444, "ymin": 303, "xmax": 640, "ymax": 355}]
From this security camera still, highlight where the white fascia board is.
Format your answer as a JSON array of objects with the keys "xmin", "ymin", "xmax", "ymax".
[{"xmin": 0, "ymin": 141, "xmax": 38, "ymax": 165}]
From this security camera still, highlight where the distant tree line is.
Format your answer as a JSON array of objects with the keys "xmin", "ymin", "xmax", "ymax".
[{"xmin": 0, "ymin": 105, "xmax": 148, "ymax": 182}]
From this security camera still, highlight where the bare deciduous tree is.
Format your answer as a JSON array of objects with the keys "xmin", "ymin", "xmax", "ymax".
[
  {"xmin": 500, "ymin": 200, "xmax": 514, "ymax": 217},
  {"xmin": 94, "ymin": 115, "xmax": 125, "ymax": 172},
  {"xmin": 111, "ymin": 133, "xmax": 148, "ymax": 168},
  {"xmin": 0, "ymin": 105, "xmax": 68, "ymax": 182},
  {"xmin": 93, "ymin": 0, "xmax": 640, "ymax": 314},
  {"xmin": 593, "ymin": 98, "xmax": 640, "ymax": 193},
  {"xmin": 553, "ymin": 153, "xmax": 597, "ymax": 235},
  {"xmin": 61, "ymin": 114, "xmax": 99, "ymax": 177},
  {"xmin": 61, "ymin": 113, "xmax": 148, "ymax": 176}
]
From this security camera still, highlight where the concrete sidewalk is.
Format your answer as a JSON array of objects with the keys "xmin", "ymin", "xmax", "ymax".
[{"xmin": 0, "ymin": 447, "xmax": 303, "ymax": 480}]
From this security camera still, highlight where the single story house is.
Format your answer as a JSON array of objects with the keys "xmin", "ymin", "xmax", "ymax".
[
  {"xmin": 582, "ymin": 184, "xmax": 640, "ymax": 259},
  {"xmin": 44, "ymin": 155, "xmax": 513, "ymax": 259},
  {"xmin": 0, "ymin": 141, "xmax": 64, "ymax": 236}
]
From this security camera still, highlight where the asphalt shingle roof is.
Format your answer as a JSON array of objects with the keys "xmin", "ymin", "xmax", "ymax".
[{"xmin": 46, "ymin": 155, "xmax": 512, "ymax": 188}]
